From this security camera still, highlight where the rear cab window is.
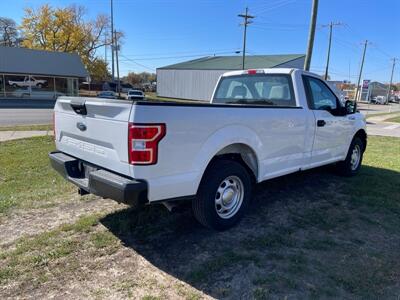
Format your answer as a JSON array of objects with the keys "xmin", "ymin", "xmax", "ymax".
[{"xmin": 213, "ymin": 74, "xmax": 297, "ymax": 107}]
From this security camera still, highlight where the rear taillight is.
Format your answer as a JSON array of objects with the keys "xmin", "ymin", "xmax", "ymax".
[{"xmin": 128, "ymin": 123, "xmax": 166, "ymax": 165}]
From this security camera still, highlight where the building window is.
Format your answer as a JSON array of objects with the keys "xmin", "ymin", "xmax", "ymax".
[
  {"xmin": 31, "ymin": 76, "xmax": 55, "ymax": 99},
  {"xmin": 4, "ymin": 75, "xmax": 30, "ymax": 98},
  {"xmin": 0, "ymin": 74, "xmax": 4, "ymax": 97}
]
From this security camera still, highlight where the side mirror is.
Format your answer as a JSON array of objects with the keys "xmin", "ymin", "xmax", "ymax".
[{"xmin": 345, "ymin": 100, "xmax": 357, "ymax": 114}]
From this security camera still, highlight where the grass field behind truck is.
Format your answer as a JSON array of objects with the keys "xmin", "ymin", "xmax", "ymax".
[{"xmin": 0, "ymin": 135, "xmax": 399, "ymax": 299}]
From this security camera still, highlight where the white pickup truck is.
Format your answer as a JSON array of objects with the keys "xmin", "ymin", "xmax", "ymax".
[
  {"xmin": 8, "ymin": 76, "xmax": 47, "ymax": 88},
  {"xmin": 50, "ymin": 68, "xmax": 367, "ymax": 230}
]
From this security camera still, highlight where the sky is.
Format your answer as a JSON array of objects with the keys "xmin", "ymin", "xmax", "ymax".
[{"xmin": 1, "ymin": 0, "xmax": 399, "ymax": 83}]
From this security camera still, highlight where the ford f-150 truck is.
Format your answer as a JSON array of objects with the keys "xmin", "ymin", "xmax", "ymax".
[{"xmin": 49, "ymin": 68, "xmax": 367, "ymax": 230}]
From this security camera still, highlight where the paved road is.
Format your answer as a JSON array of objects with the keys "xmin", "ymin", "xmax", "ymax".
[
  {"xmin": 366, "ymin": 113, "xmax": 400, "ymax": 138},
  {"xmin": 0, "ymin": 109, "xmax": 53, "ymax": 126},
  {"xmin": 367, "ymin": 122, "xmax": 400, "ymax": 138}
]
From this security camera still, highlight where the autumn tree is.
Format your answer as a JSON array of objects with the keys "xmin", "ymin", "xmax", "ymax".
[
  {"xmin": 87, "ymin": 58, "xmax": 111, "ymax": 82},
  {"xmin": 0, "ymin": 17, "xmax": 20, "ymax": 46},
  {"xmin": 20, "ymin": 4, "xmax": 111, "ymax": 80},
  {"xmin": 124, "ymin": 72, "xmax": 156, "ymax": 85}
]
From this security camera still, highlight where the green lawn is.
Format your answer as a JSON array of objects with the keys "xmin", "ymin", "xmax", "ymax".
[
  {"xmin": 0, "ymin": 135, "xmax": 399, "ymax": 299},
  {"xmin": 0, "ymin": 136, "xmax": 74, "ymax": 215},
  {"xmin": 386, "ymin": 116, "xmax": 400, "ymax": 123},
  {"xmin": 0, "ymin": 124, "xmax": 52, "ymax": 131}
]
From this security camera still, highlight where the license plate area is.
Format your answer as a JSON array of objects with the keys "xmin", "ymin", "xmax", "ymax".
[{"xmin": 77, "ymin": 161, "xmax": 99, "ymax": 179}]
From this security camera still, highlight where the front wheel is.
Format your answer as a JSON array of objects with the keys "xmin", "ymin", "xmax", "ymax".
[
  {"xmin": 336, "ymin": 137, "xmax": 364, "ymax": 176},
  {"xmin": 192, "ymin": 159, "xmax": 253, "ymax": 230}
]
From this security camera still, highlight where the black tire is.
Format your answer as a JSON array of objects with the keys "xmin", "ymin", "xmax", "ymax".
[
  {"xmin": 37, "ymin": 83, "xmax": 43, "ymax": 88},
  {"xmin": 336, "ymin": 137, "xmax": 364, "ymax": 176},
  {"xmin": 192, "ymin": 159, "xmax": 253, "ymax": 230},
  {"xmin": 12, "ymin": 84, "xmax": 17, "ymax": 88}
]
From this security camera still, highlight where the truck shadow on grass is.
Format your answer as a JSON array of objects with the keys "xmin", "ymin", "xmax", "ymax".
[{"xmin": 101, "ymin": 165, "xmax": 400, "ymax": 299}]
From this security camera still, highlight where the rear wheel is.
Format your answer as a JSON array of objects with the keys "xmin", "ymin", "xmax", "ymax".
[
  {"xmin": 336, "ymin": 137, "xmax": 364, "ymax": 176},
  {"xmin": 192, "ymin": 159, "xmax": 253, "ymax": 230}
]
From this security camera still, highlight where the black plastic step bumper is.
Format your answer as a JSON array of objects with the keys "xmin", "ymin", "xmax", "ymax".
[{"xmin": 49, "ymin": 151, "xmax": 147, "ymax": 206}]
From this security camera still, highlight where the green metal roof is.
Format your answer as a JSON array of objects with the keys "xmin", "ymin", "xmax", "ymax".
[{"xmin": 158, "ymin": 54, "xmax": 305, "ymax": 70}]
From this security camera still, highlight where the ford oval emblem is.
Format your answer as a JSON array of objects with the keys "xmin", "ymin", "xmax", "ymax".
[{"xmin": 76, "ymin": 122, "xmax": 87, "ymax": 131}]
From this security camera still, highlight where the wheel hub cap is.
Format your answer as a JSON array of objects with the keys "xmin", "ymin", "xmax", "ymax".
[
  {"xmin": 350, "ymin": 145, "xmax": 361, "ymax": 170},
  {"xmin": 215, "ymin": 176, "xmax": 244, "ymax": 219}
]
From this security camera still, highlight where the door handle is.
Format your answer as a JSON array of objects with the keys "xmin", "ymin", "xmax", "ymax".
[
  {"xmin": 348, "ymin": 116, "xmax": 356, "ymax": 120},
  {"xmin": 317, "ymin": 120, "xmax": 326, "ymax": 127}
]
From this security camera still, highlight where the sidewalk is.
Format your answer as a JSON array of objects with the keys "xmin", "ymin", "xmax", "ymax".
[{"xmin": 0, "ymin": 130, "xmax": 53, "ymax": 142}]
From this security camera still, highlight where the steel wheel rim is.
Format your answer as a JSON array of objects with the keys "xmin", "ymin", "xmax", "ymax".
[
  {"xmin": 350, "ymin": 144, "xmax": 361, "ymax": 170},
  {"xmin": 215, "ymin": 176, "xmax": 244, "ymax": 219}
]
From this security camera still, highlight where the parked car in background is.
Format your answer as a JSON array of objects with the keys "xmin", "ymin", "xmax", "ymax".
[
  {"xmin": 126, "ymin": 89, "xmax": 145, "ymax": 100},
  {"xmin": 371, "ymin": 96, "xmax": 386, "ymax": 104},
  {"xmin": 97, "ymin": 91, "xmax": 117, "ymax": 99},
  {"xmin": 8, "ymin": 76, "xmax": 47, "ymax": 88},
  {"xmin": 50, "ymin": 68, "xmax": 366, "ymax": 230}
]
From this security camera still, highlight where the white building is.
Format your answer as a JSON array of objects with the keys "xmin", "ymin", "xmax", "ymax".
[{"xmin": 157, "ymin": 54, "xmax": 305, "ymax": 101}]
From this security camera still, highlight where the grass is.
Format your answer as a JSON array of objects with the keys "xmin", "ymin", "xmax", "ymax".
[
  {"xmin": 0, "ymin": 136, "xmax": 74, "ymax": 215},
  {"xmin": 0, "ymin": 135, "xmax": 399, "ymax": 299},
  {"xmin": 187, "ymin": 251, "xmax": 259, "ymax": 283},
  {"xmin": 0, "ymin": 124, "xmax": 52, "ymax": 131},
  {"xmin": 345, "ymin": 136, "xmax": 400, "ymax": 212},
  {"xmin": 0, "ymin": 215, "xmax": 118, "ymax": 285},
  {"xmin": 386, "ymin": 115, "xmax": 400, "ymax": 123},
  {"xmin": 365, "ymin": 110, "xmax": 400, "ymax": 119}
]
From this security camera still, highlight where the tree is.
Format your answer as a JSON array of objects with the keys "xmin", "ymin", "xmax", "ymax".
[
  {"xmin": 87, "ymin": 58, "xmax": 111, "ymax": 82},
  {"xmin": 0, "ymin": 17, "xmax": 20, "ymax": 46},
  {"xmin": 124, "ymin": 72, "xmax": 157, "ymax": 86},
  {"xmin": 20, "ymin": 4, "xmax": 111, "ymax": 80}
]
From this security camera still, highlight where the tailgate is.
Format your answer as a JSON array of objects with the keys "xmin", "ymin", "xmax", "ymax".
[{"xmin": 54, "ymin": 97, "xmax": 133, "ymax": 176}]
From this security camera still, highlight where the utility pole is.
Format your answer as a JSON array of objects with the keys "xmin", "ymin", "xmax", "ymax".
[
  {"xmin": 355, "ymin": 40, "xmax": 369, "ymax": 102},
  {"xmin": 104, "ymin": 32, "xmax": 108, "ymax": 64},
  {"xmin": 304, "ymin": 0, "xmax": 319, "ymax": 71},
  {"xmin": 386, "ymin": 58, "xmax": 396, "ymax": 104},
  {"xmin": 110, "ymin": 0, "xmax": 115, "ymax": 81},
  {"xmin": 238, "ymin": 7, "xmax": 254, "ymax": 70},
  {"xmin": 323, "ymin": 22, "xmax": 343, "ymax": 80},
  {"xmin": 114, "ymin": 30, "xmax": 121, "ymax": 98}
]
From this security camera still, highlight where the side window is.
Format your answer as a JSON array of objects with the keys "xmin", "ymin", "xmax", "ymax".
[{"xmin": 304, "ymin": 76, "xmax": 338, "ymax": 110}]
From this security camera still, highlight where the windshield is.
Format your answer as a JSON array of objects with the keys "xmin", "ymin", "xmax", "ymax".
[
  {"xmin": 213, "ymin": 74, "xmax": 296, "ymax": 106},
  {"xmin": 129, "ymin": 91, "xmax": 142, "ymax": 95}
]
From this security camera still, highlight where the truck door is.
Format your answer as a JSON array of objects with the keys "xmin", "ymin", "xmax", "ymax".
[{"xmin": 302, "ymin": 75, "xmax": 353, "ymax": 165}]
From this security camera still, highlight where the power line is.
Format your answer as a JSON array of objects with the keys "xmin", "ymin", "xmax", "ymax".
[
  {"xmin": 122, "ymin": 48, "xmax": 239, "ymax": 58},
  {"xmin": 119, "ymin": 54, "xmax": 156, "ymax": 71},
  {"xmin": 120, "ymin": 50, "xmax": 240, "ymax": 61}
]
